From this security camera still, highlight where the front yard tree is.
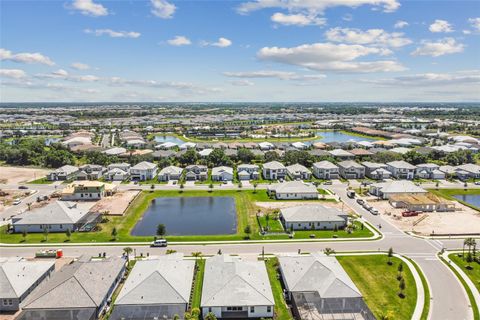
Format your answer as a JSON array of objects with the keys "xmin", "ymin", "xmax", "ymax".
[
  {"xmin": 192, "ymin": 251, "xmax": 202, "ymax": 261},
  {"xmin": 43, "ymin": 227, "xmax": 49, "ymax": 242},
  {"xmin": 398, "ymin": 278, "xmax": 406, "ymax": 298},
  {"xmin": 123, "ymin": 247, "xmax": 133, "ymax": 263},
  {"xmin": 111, "ymin": 227, "xmax": 118, "ymax": 241},
  {"xmin": 253, "ymin": 182, "xmax": 258, "ymax": 193},
  {"xmin": 244, "ymin": 225, "xmax": 252, "ymax": 239},
  {"xmin": 387, "ymin": 247, "xmax": 394, "ymax": 265},
  {"xmin": 397, "ymin": 262, "xmax": 403, "ymax": 280},
  {"xmin": 204, "ymin": 312, "xmax": 217, "ymax": 320},
  {"xmin": 65, "ymin": 228, "xmax": 71, "ymax": 241},
  {"xmin": 22, "ymin": 228, "xmax": 28, "ymax": 242},
  {"xmin": 157, "ymin": 224, "xmax": 166, "ymax": 238},
  {"xmin": 209, "ymin": 183, "xmax": 214, "ymax": 192}
]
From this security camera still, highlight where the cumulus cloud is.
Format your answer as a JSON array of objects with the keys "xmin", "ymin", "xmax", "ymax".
[
  {"xmin": 271, "ymin": 12, "xmax": 326, "ymax": 26},
  {"xmin": 429, "ymin": 19, "xmax": 454, "ymax": 33},
  {"xmin": 325, "ymin": 27, "xmax": 412, "ymax": 48},
  {"xmin": 71, "ymin": 62, "xmax": 90, "ymax": 70},
  {"xmin": 237, "ymin": 0, "xmax": 400, "ymax": 14},
  {"xmin": 229, "ymin": 80, "xmax": 255, "ymax": 86},
  {"xmin": 151, "ymin": 0, "xmax": 176, "ymax": 19},
  {"xmin": 0, "ymin": 48, "xmax": 55, "ymax": 66},
  {"xmin": 0, "ymin": 68, "xmax": 27, "ymax": 79},
  {"xmin": 70, "ymin": 0, "xmax": 108, "ymax": 17},
  {"xmin": 223, "ymin": 70, "xmax": 326, "ymax": 81},
  {"xmin": 411, "ymin": 38, "xmax": 464, "ymax": 57},
  {"xmin": 84, "ymin": 29, "xmax": 141, "ymax": 38},
  {"xmin": 257, "ymin": 43, "xmax": 405, "ymax": 73},
  {"xmin": 394, "ymin": 20, "xmax": 408, "ymax": 29},
  {"xmin": 201, "ymin": 37, "xmax": 232, "ymax": 47},
  {"xmin": 468, "ymin": 17, "xmax": 480, "ymax": 32},
  {"xmin": 167, "ymin": 36, "xmax": 191, "ymax": 46},
  {"xmin": 364, "ymin": 70, "xmax": 480, "ymax": 86}
]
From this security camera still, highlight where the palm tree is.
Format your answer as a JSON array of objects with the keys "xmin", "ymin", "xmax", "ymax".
[
  {"xmin": 191, "ymin": 308, "xmax": 201, "ymax": 318},
  {"xmin": 166, "ymin": 249, "xmax": 177, "ymax": 254},
  {"xmin": 464, "ymin": 238, "xmax": 475, "ymax": 258},
  {"xmin": 204, "ymin": 312, "xmax": 217, "ymax": 320},
  {"xmin": 191, "ymin": 251, "xmax": 202, "ymax": 261},
  {"xmin": 173, "ymin": 315, "xmax": 180, "ymax": 320},
  {"xmin": 123, "ymin": 247, "xmax": 133, "ymax": 263}
]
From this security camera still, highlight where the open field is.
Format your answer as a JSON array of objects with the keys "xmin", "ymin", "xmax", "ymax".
[
  {"xmin": 0, "ymin": 190, "xmax": 373, "ymax": 243},
  {"xmin": 0, "ymin": 166, "xmax": 51, "ymax": 184},
  {"xmin": 337, "ymin": 255, "xmax": 417, "ymax": 320}
]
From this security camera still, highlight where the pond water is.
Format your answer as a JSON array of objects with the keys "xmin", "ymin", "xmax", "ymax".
[
  {"xmin": 154, "ymin": 135, "xmax": 185, "ymax": 145},
  {"xmin": 453, "ymin": 194, "xmax": 480, "ymax": 209},
  {"xmin": 45, "ymin": 137, "xmax": 60, "ymax": 145},
  {"xmin": 312, "ymin": 131, "xmax": 376, "ymax": 144},
  {"xmin": 131, "ymin": 196, "xmax": 237, "ymax": 236}
]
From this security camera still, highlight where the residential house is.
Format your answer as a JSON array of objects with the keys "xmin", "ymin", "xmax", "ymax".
[
  {"xmin": 237, "ymin": 164, "xmax": 259, "ymax": 181},
  {"xmin": 130, "ymin": 161, "xmax": 158, "ymax": 181},
  {"xmin": 18, "ymin": 257, "xmax": 125, "ymax": 320},
  {"xmin": 280, "ymin": 205, "xmax": 348, "ymax": 231},
  {"xmin": 77, "ymin": 164, "xmax": 106, "ymax": 180},
  {"xmin": 278, "ymin": 254, "xmax": 374, "ymax": 320},
  {"xmin": 312, "ymin": 161, "xmax": 339, "ymax": 180},
  {"xmin": 291, "ymin": 142, "xmax": 308, "ymax": 150},
  {"xmin": 201, "ymin": 255, "xmax": 274, "ymax": 319},
  {"xmin": 455, "ymin": 163, "xmax": 480, "ymax": 180},
  {"xmin": 369, "ymin": 180, "xmax": 427, "ymax": 199},
  {"xmin": 0, "ymin": 258, "xmax": 55, "ymax": 312},
  {"xmin": 415, "ymin": 163, "xmax": 445, "ymax": 180},
  {"xmin": 185, "ymin": 165, "xmax": 208, "ymax": 181},
  {"xmin": 328, "ymin": 149, "xmax": 354, "ymax": 160},
  {"xmin": 155, "ymin": 142, "xmax": 177, "ymax": 150},
  {"xmin": 158, "ymin": 166, "xmax": 183, "ymax": 181},
  {"xmin": 362, "ymin": 162, "xmax": 391, "ymax": 180},
  {"xmin": 199, "ymin": 149, "xmax": 213, "ymax": 157},
  {"xmin": 109, "ymin": 254, "xmax": 194, "ymax": 320},
  {"xmin": 258, "ymin": 142, "xmax": 274, "ymax": 151},
  {"xmin": 267, "ymin": 181, "xmax": 318, "ymax": 200},
  {"xmin": 386, "ymin": 161, "xmax": 417, "ymax": 180},
  {"xmin": 211, "ymin": 166, "xmax": 234, "ymax": 182},
  {"xmin": 179, "ymin": 142, "xmax": 197, "ymax": 150},
  {"xmin": 61, "ymin": 181, "xmax": 117, "ymax": 201},
  {"xmin": 286, "ymin": 163, "xmax": 312, "ymax": 180},
  {"xmin": 105, "ymin": 163, "xmax": 130, "ymax": 181},
  {"xmin": 262, "ymin": 161, "xmax": 287, "ymax": 180},
  {"xmin": 12, "ymin": 201, "xmax": 100, "ymax": 233},
  {"xmin": 103, "ymin": 147, "xmax": 127, "ymax": 156},
  {"xmin": 337, "ymin": 161, "xmax": 365, "ymax": 179},
  {"xmin": 47, "ymin": 165, "xmax": 79, "ymax": 181}
]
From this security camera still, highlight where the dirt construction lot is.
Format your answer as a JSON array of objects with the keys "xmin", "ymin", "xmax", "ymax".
[
  {"xmin": 91, "ymin": 190, "xmax": 139, "ymax": 216},
  {"xmin": 0, "ymin": 166, "xmax": 51, "ymax": 184},
  {"xmin": 371, "ymin": 199, "xmax": 480, "ymax": 235}
]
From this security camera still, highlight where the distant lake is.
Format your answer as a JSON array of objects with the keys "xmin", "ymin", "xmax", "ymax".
[
  {"xmin": 154, "ymin": 135, "xmax": 184, "ymax": 145},
  {"xmin": 45, "ymin": 137, "xmax": 60, "ymax": 145},
  {"xmin": 312, "ymin": 131, "xmax": 376, "ymax": 144},
  {"xmin": 131, "ymin": 196, "xmax": 237, "ymax": 236},
  {"xmin": 453, "ymin": 194, "xmax": 480, "ymax": 209}
]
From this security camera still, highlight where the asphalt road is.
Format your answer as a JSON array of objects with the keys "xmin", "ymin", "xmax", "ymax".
[{"xmin": 0, "ymin": 180, "xmax": 477, "ymax": 319}]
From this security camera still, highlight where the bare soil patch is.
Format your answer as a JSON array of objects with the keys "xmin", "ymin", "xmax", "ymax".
[{"xmin": 0, "ymin": 166, "xmax": 51, "ymax": 184}]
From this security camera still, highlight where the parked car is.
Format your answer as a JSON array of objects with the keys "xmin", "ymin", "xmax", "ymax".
[
  {"xmin": 151, "ymin": 239, "xmax": 168, "ymax": 247},
  {"xmin": 323, "ymin": 181, "xmax": 332, "ymax": 185},
  {"xmin": 370, "ymin": 208, "xmax": 379, "ymax": 215},
  {"xmin": 356, "ymin": 199, "xmax": 365, "ymax": 205},
  {"xmin": 13, "ymin": 199, "xmax": 21, "ymax": 205},
  {"xmin": 347, "ymin": 190, "xmax": 355, "ymax": 198},
  {"xmin": 475, "ymin": 181, "xmax": 480, "ymax": 185},
  {"xmin": 18, "ymin": 185, "xmax": 29, "ymax": 190}
]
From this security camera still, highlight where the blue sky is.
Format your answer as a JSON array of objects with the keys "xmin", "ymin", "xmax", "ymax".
[{"xmin": 1, "ymin": 0, "xmax": 479, "ymax": 102}]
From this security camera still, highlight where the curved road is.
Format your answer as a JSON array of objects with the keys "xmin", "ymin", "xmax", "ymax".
[{"xmin": 0, "ymin": 182, "xmax": 476, "ymax": 320}]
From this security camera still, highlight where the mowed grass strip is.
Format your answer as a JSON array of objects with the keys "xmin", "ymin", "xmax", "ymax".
[
  {"xmin": 190, "ymin": 259, "xmax": 205, "ymax": 309},
  {"xmin": 449, "ymin": 253, "xmax": 480, "ymax": 293},
  {"xmin": 337, "ymin": 255, "xmax": 417, "ymax": 320},
  {"xmin": 265, "ymin": 258, "xmax": 292, "ymax": 320}
]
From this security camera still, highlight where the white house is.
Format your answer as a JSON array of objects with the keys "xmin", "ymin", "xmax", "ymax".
[
  {"xmin": 415, "ymin": 163, "xmax": 445, "ymax": 180},
  {"xmin": 291, "ymin": 141, "xmax": 308, "ymax": 150},
  {"xmin": 201, "ymin": 255, "xmax": 274, "ymax": 319},
  {"xmin": 103, "ymin": 147, "xmax": 127, "ymax": 156},
  {"xmin": 280, "ymin": 205, "xmax": 348, "ymax": 231},
  {"xmin": 329, "ymin": 149, "xmax": 354, "ymax": 160},
  {"xmin": 258, "ymin": 142, "xmax": 275, "ymax": 151},
  {"xmin": 262, "ymin": 161, "xmax": 287, "ymax": 180},
  {"xmin": 185, "ymin": 165, "xmax": 208, "ymax": 181},
  {"xmin": 158, "ymin": 166, "xmax": 183, "ymax": 181},
  {"xmin": 179, "ymin": 142, "xmax": 197, "ymax": 150},
  {"xmin": 455, "ymin": 163, "xmax": 480, "ymax": 180},
  {"xmin": 211, "ymin": 166, "xmax": 234, "ymax": 181},
  {"xmin": 77, "ymin": 164, "xmax": 106, "ymax": 180},
  {"xmin": 199, "ymin": 149, "xmax": 213, "ymax": 157},
  {"xmin": 237, "ymin": 164, "xmax": 259, "ymax": 181},
  {"xmin": 337, "ymin": 161, "xmax": 365, "ymax": 179},
  {"xmin": 267, "ymin": 181, "xmax": 318, "ymax": 200},
  {"xmin": 47, "ymin": 165, "xmax": 79, "ymax": 181},
  {"xmin": 286, "ymin": 163, "xmax": 312, "ymax": 180},
  {"xmin": 155, "ymin": 142, "xmax": 177, "ymax": 150},
  {"xmin": 369, "ymin": 180, "xmax": 427, "ymax": 199},
  {"xmin": 312, "ymin": 161, "xmax": 339, "ymax": 180},
  {"xmin": 386, "ymin": 161, "xmax": 417, "ymax": 180},
  {"xmin": 130, "ymin": 161, "xmax": 158, "ymax": 181},
  {"xmin": 362, "ymin": 162, "xmax": 391, "ymax": 180},
  {"xmin": 105, "ymin": 168, "xmax": 129, "ymax": 181}
]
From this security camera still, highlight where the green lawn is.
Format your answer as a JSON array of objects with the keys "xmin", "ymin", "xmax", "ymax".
[
  {"xmin": 27, "ymin": 177, "xmax": 53, "ymax": 184},
  {"xmin": 337, "ymin": 255, "xmax": 417, "ymax": 320},
  {"xmin": 449, "ymin": 253, "xmax": 480, "ymax": 293},
  {"xmin": 0, "ymin": 190, "xmax": 373, "ymax": 243},
  {"xmin": 257, "ymin": 216, "xmax": 284, "ymax": 232},
  {"xmin": 190, "ymin": 259, "xmax": 205, "ymax": 309},
  {"xmin": 265, "ymin": 258, "xmax": 292, "ymax": 320},
  {"xmin": 428, "ymin": 188, "xmax": 480, "ymax": 211}
]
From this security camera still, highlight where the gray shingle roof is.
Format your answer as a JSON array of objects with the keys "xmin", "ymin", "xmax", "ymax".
[
  {"xmin": 13, "ymin": 201, "xmax": 89, "ymax": 225},
  {"xmin": 201, "ymin": 255, "xmax": 274, "ymax": 307},
  {"xmin": 281, "ymin": 205, "xmax": 347, "ymax": 223}
]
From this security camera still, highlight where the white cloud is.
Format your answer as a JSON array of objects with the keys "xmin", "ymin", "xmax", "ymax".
[
  {"xmin": 325, "ymin": 27, "xmax": 412, "ymax": 48},
  {"xmin": 0, "ymin": 68, "xmax": 27, "ymax": 79},
  {"xmin": 201, "ymin": 37, "xmax": 233, "ymax": 48},
  {"xmin": 342, "ymin": 13, "xmax": 353, "ymax": 21},
  {"xmin": 257, "ymin": 43, "xmax": 405, "ymax": 73},
  {"xmin": 364, "ymin": 70, "xmax": 480, "ymax": 86},
  {"xmin": 229, "ymin": 80, "xmax": 255, "ymax": 86},
  {"xmin": 71, "ymin": 62, "xmax": 90, "ymax": 70},
  {"xmin": 167, "ymin": 36, "xmax": 192, "ymax": 46},
  {"xmin": 35, "ymin": 69, "xmax": 99, "ymax": 82},
  {"xmin": 150, "ymin": 0, "xmax": 176, "ymax": 19},
  {"xmin": 394, "ymin": 20, "xmax": 408, "ymax": 29},
  {"xmin": 429, "ymin": 19, "xmax": 454, "ymax": 33},
  {"xmin": 223, "ymin": 70, "xmax": 326, "ymax": 81},
  {"xmin": 237, "ymin": 0, "xmax": 400, "ymax": 15},
  {"xmin": 71, "ymin": 0, "xmax": 108, "ymax": 17},
  {"xmin": 0, "ymin": 48, "xmax": 55, "ymax": 66},
  {"xmin": 271, "ymin": 12, "xmax": 325, "ymax": 26},
  {"xmin": 84, "ymin": 29, "xmax": 141, "ymax": 38},
  {"xmin": 411, "ymin": 38, "xmax": 464, "ymax": 57},
  {"xmin": 468, "ymin": 17, "xmax": 480, "ymax": 31}
]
